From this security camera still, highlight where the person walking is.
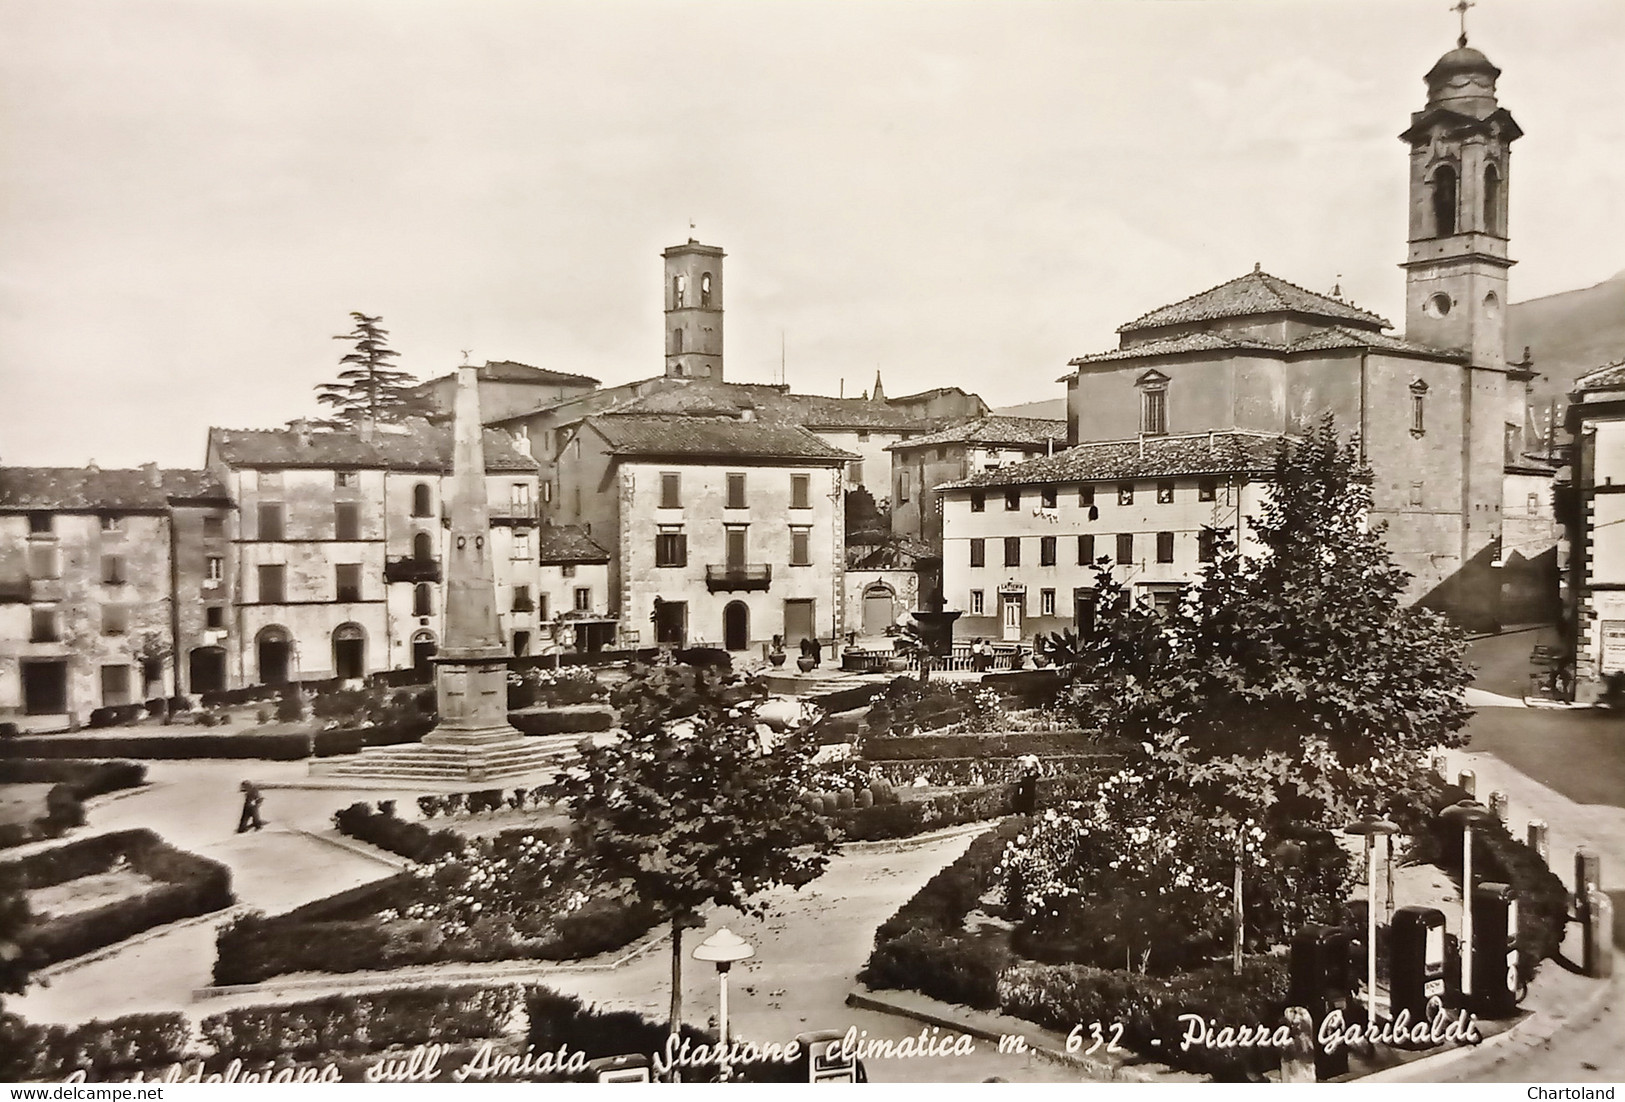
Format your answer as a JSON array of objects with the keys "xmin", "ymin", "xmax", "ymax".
[{"xmin": 236, "ymin": 780, "xmax": 265, "ymax": 833}]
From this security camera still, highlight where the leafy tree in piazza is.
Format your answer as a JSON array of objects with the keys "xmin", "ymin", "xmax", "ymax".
[
  {"xmin": 1067, "ymin": 413, "xmax": 1472, "ymax": 833},
  {"xmin": 551, "ymin": 662, "xmax": 838, "ymax": 1050},
  {"xmin": 0, "ymin": 863, "xmax": 35, "ymax": 1062},
  {"xmin": 314, "ymin": 312, "xmax": 431, "ymax": 427}
]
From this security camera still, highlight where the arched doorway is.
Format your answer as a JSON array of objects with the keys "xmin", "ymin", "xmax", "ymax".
[
  {"xmin": 332, "ymin": 623, "xmax": 366, "ymax": 680},
  {"xmin": 189, "ymin": 646, "xmax": 227, "ymax": 694},
  {"xmin": 411, "ymin": 629, "xmax": 438, "ymax": 677},
  {"xmin": 723, "ymin": 601, "xmax": 750, "ymax": 652},
  {"xmin": 862, "ymin": 583, "xmax": 897, "ymax": 636},
  {"xmin": 256, "ymin": 626, "xmax": 292, "ymax": 686}
]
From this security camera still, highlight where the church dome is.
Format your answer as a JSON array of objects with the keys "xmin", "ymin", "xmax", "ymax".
[
  {"xmin": 1423, "ymin": 41, "xmax": 1501, "ymax": 114},
  {"xmin": 1426, "ymin": 44, "xmax": 1500, "ymax": 82}
]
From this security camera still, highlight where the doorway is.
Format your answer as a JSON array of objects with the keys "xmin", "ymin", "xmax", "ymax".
[
  {"xmin": 861, "ymin": 585, "xmax": 896, "ymax": 636},
  {"xmin": 1000, "ymin": 592, "xmax": 1024, "ymax": 643},
  {"xmin": 22, "ymin": 660, "xmax": 68, "ymax": 715},
  {"xmin": 723, "ymin": 601, "xmax": 750, "ymax": 652},
  {"xmin": 654, "ymin": 600, "xmax": 687, "ymax": 647},
  {"xmin": 256, "ymin": 627, "xmax": 292, "ymax": 686},
  {"xmin": 188, "ymin": 647, "xmax": 227, "ymax": 695},
  {"xmin": 783, "ymin": 599, "xmax": 815, "ymax": 649},
  {"xmin": 332, "ymin": 623, "xmax": 366, "ymax": 680},
  {"xmin": 411, "ymin": 631, "xmax": 437, "ymax": 677}
]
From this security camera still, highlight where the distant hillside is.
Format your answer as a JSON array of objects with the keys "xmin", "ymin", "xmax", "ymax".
[
  {"xmin": 992, "ymin": 397, "xmax": 1066, "ymax": 420},
  {"xmin": 1510, "ymin": 269, "xmax": 1625, "ymax": 406}
]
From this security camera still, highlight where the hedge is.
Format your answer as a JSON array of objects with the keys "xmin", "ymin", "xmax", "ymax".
[
  {"xmin": 15, "ymin": 829, "xmax": 234, "ymax": 965},
  {"xmin": 200, "ymin": 984, "xmax": 521, "ymax": 1062},
  {"xmin": 0, "ymin": 759, "xmax": 147, "ymax": 798},
  {"xmin": 858, "ymin": 754, "xmax": 1116, "ymax": 789},
  {"xmin": 0, "ymin": 1012, "xmax": 192, "ymax": 1082},
  {"xmin": 861, "ymin": 731, "xmax": 1114, "ymax": 760},
  {"xmin": 807, "ymin": 683, "xmax": 886, "ymax": 715},
  {"xmin": 509, "ymin": 707, "xmax": 614, "ymax": 737},
  {"xmin": 0, "ymin": 782, "xmax": 85, "ymax": 850},
  {"xmin": 331, "ymin": 802, "xmax": 465, "ymax": 862},
  {"xmin": 833, "ymin": 785, "xmax": 1016, "ymax": 842},
  {"xmin": 979, "ymin": 668, "xmax": 1065, "ymax": 706},
  {"xmin": 87, "ymin": 704, "xmax": 145, "ymax": 729},
  {"xmin": 0, "ymin": 719, "xmax": 431, "ymax": 761}
]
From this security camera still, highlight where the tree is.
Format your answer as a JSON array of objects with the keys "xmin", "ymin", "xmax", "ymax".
[
  {"xmin": 1070, "ymin": 415, "xmax": 1472, "ymax": 831},
  {"xmin": 845, "ymin": 487, "xmax": 890, "ymax": 541},
  {"xmin": 551, "ymin": 663, "xmax": 838, "ymax": 1057},
  {"xmin": 315, "ymin": 312, "xmax": 429, "ymax": 426},
  {"xmin": 0, "ymin": 863, "xmax": 33, "ymax": 1068}
]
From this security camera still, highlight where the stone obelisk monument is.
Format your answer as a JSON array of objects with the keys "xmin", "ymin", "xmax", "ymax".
[{"xmin": 425, "ymin": 364, "xmax": 524, "ymax": 749}]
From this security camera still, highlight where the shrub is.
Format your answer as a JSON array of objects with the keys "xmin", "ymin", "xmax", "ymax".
[
  {"xmin": 509, "ymin": 708, "xmax": 614, "ymax": 737},
  {"xmin": 169, "ymin": 695, "xmax": 193, "ymax": 713},
  {"xmin": 275, "ymin": 688, "xmax": 303, "ymax": 722},
  {"xmin": 525, "ymin": 987, "xmax": 720, "ymax": 1077},
  {"xmin": 0, "ymin": 732, "xmax": 313, "ymax": 760},
  {"xmin": 331, "ymin": 802, "xmax": 464, "ymax": 862},
  {"xmin": 835, "ymin": 785, "xmax": 1013, "ymax": 842},
  {"xmin": 42, "ymin": 784, "xmax": 85, "ymax": 831},
  {"xmin": 200, "ymin": 984, "xmax": 520, "ymax": 1062},
  {"xmin": 862, "ymin": 731, "xmax": 1109, "ymax": 760},
  {"xmin": 17, "ymin": 829, "xmax": 233, "ymax": 965},
  {"xmin": 418, "ymin": 795, "xmax": 441, "ymax": 819},
  {"xmin": 0, "ymin": 722, "xmax": 19, "ymax": 738},
  {"xmin": 0, "ymin": 759, "xmax": 146, "ymax": 798},
  {"xmin": 0, "ymin": 1012, "xmax": 192, "ymax": 1082}
]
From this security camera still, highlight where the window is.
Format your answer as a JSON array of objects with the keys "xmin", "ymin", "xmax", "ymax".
[
  {"xmin": 790, "ymin": 528, "xmax": 811, "ymax": 567},
  {"xmin": 413, "ymin": 582, "xmax": 433, "ymax": 616},
  {"xmin": 511, "ymin": 482, "xmax": 532, "ymax": 516},
  {"xmin": 1118, "ymin": 483, "xmax": 1134, "ymax": 506},
  {"xmin": 1141, "ymin": 389, "xmax": 1167, "ymax": 436},
  {"xmin": 1484, "ymin": 164, "xmax": 1501, "ymax": 235},
  {"xmin": 31, "ymin": 608, "xmax": 59, "ymax": 643},
  {"xmin": 1411, "ymin": 482, "xmax": 1424, "ymax": 507},
  {"xmin": 28, "ymin": 512, "xmax": 52, "ymax": 535},
  {"xmin": 537, "ymin": 594, "xmax": 550, "ymax": 620},
  {"xmin": 1431, "ymin": 163, "xmax": 1458, "ymax": 237},
  {"xmin": 1146, "ymin": 584, "xmax": 1182, "ymax": 619},
  {"xmin": 1079, "ymin": 485, "xmax": 1095, "ymax": 506},
  {"xmin": 1040, "ymin": 589, "xmax": 1056, "ymax": 617},
  {"xmin": 335, "ymin": 470, "xmax": 360, "ymax": 489},
  {"xmin": 1005, "ymin": 488, "xmax": 1021, "ymax": 511},
  {"xmin": 700, "ymin": 273, "xmax": 712, "ymax": 306},
  {"xmin": 1078, "ymin": 534, "xmax": 1095, "ymax": 564},
  {"xmin": 258, "ymin": 564, "xmax": 286, "ymax": 603},
  {"xmin": 1156, "ymin": 531, "xmax": 1175, "ymax": 563},
  {"xmin": 899, "ymin": 471, "xmax": 911, "ymax": 504},
  {"xmin": 672, "ymin": 328, "xmax": 684, "ymax": 354},
  {"xmin": 512, "ymin": 531, "xmax": 532, "ymax": 559},
  {"xmin": 1115, "ymin": 533, "xmax": 1133, "ymax": 564},
  {"xmin": 970, "ymin": 538, "xmax": 985, "ymax": 568},
  {"xmin": 969, "ymin": 589, "xmax": 985, "ymax": 615},
  {"xmin": 100, "ymin": 513, "xmax": 122, "ymax": 532},
  {"xmin": 513, "ymin": 584, "xmax": 533, "ymax": 612},
  {"xmin": 542, "ymin": 480, "xmax": 553, "ymax": 503},
  {"xmin": 791, "ymin": 473, "xmax": 811, "ymax": 509},
  {"xmin": 336, "ymin": 563, "xmax": 362, "ymax": 602},
  {"xmin": 1198, "ymin": 527, "xmax": 1217, "ymax": 563},
  {"xmin": 206, "ymin": 555, "xmax": 224, "ymax": 586},
  {"xmin": 101, "ymin": 664, "xmax": 131, "ymax": 707},
  {"xmin": 856, "ymin": 431, "xmax": 870, "ymax": 443},
  {"xmin": 1198, "ymin": 479, "xmax": 1216, "ymax": 502},
  {"xmin": 101, "ymin": 555, "xmax": 126, "ymax": 585},
  {"xmin": 257, "ymin": 502, "xmax": 285, "ymax": 540},
  {"xmin": 1157, "ymin": 481, "xmax": 1174, "ymax": 504},
  {"xmin": 848, "ymin": 460, "xmax": 864, "ymax": 485},
  {"xmin": 1041, "ymin": 486, "xmax": 1057, "ymax": 509},
  {"xmin": 970, "ymin": 490, "xmax": 985, "ymax": 512},
  {"xmin": 27, "ymin": 544, "xmax": 58, "ymax": 579},
  {"xmin": 1040, "ymin": 536, "xmax": 1057, "ymax": 566},
  {"xmin": 655, "ymin": 530, "xmax": 688, "ymax": 567},
  {"xmin": 1527, "ymin": 492, "xmax": 1540, "ymax": 516},
  {"xmin": 1411, "ymin": 379, "xmax": 1429, "ymax": 435},
  {"xmin": 103, "ymin": 605, "xmax": 128, "ymax": 636},
  {"xmin": 203, "ymin": 515, "xmax": 224, "ymax": 538},
  {"xmin": 206, "ymin": 606, "xmax": 225, "ymax": 629},
  {"xmin": 936, "ymin": 448, "xmax": 947, "ymax": 462},
  {"xmin": 726, "ymin": 473, "xmax": 747, "ymax": 509},
  {"xmin": 574, "ymin": 587, "xmax": 591, "ymax": 612},
  {"xmin": 412, "ymin": 483, "xmax": 433, "ymax": 517},
  {"xmin": 561, "ymin": 563, "xmax": 577, "ymax": 578},
  {"xmin": 672, "ymin": 273, "xmax": 686, "ymax": 307},
  {"xmin": 413, "ymin": 530, "xmax": 434, "ymax": 561},
  {"xmin": 1004, "ymin": 537, "xmax": 1021, "ymax": 567},
  {"xmin": 513, "ymin": 631, "xmax": 531, "ymax": 657},
  {"xmin": 660, "ymin": 472, "xmax": 682, "ymax": 508},
  {"xmin": 334, "ymin": 502, "xmax": 360, "ymax": 540}
]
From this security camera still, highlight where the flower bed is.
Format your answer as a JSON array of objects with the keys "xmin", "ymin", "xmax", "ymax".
[
  {"xmin": 860, "ymin": 731, "xmax": 1110, "ymax": 761},
  {"xmin": 12, "ymin": 829, "xmax": 233, "ymax": 965},
  {"xmin": 0, "ymin": 759, "xmax": 148, "ymax": 798},
  {"xmin": 0, "ymin": 1012, "xmax": 192, "ymax": 1082},
  {"xmin": 844, "ymin": 754, "xmax": 1114, "ymax": 790},
  {"xmin": 0, "ymin": 783, "xmax": 84, "ymax": 850},
  {"xmin": 507, "ymin": 667, "xmax": 609, "ymax": 710}
]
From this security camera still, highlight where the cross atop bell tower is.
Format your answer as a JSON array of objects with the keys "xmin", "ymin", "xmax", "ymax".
[{"xmin": 1398, "ymin": 23, "xmax": 1522, "ymax": 370}]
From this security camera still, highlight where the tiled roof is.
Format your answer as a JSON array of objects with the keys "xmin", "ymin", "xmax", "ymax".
[
  {"xmin": 1069, "ymin": 325, "xmax": 1461, "ymax": 368},
  {"xmin": 583, "ymin": 415, "xmax": 857, "ymax": 463},
  {"xmin": 419, "ymin": 360, "xmax": 600, "ymax": 389},
  {"xmin": 596, "ymin": 380, "xmax": 935, "ymax": 431},
  {"xmin": 1574, "ymin": 358, "xmax": 1625, "ymax": 391},
  {"xmin": 209, "ymin": 421, "xmax": 538, "ymax": 472},
  {"xmin": 1117, "ymin": 268, "xmax": 1390, "ymax": 334},
  {"xmin": 886, "ymin": 416, "xmax": 1067, "ymax": 451},
  {"xmin": 938, "ymin": 431, "xmax": 1289, "ymax": 490},
  {"xmin": 538, "ymin": 524, "xmax": 610, "ymax": 564},
  {"xmin": 0, "ymin": 467, "xmax": 230, "ymax": 511}
]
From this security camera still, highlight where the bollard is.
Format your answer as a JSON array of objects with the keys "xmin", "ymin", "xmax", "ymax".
[
  {"xmin": 1526, "ymin": 820, "xmax": 1549, "ymax": 866},
  {"xmin": 1581, "ymin": 889, "xmax": 1614, "ymax": 979},
  {"xmin": 1431, "ymin": 753, "xmax": 1450, "ymax": 782},
  {"xmin": 1458, "ymin": 770, "xmax": 1476, "ymax": 798},
  {"xmin": 1575, "ymin": 848, "xmax": 1602, "ymax": 930},
  {"xmin": 1279, "ymin": 1007, "xmax": 1317, "ymax": 1084},
  {"xmin": 1489, "ymin": 791, "xmax": 1509, "ymax": 826}
]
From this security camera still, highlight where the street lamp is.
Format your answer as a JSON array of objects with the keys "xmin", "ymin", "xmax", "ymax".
[
  {"xmin": 1439, "ymin": 800, "xmax": 1495, "ymax": 1004},
  {"xmin": 1344, "ymin": 815, "xmax": 1399, "ymax": 1024},
  {"xmin": 692, "ymin": 926, "xmax": 754, "ymax": 1082}
]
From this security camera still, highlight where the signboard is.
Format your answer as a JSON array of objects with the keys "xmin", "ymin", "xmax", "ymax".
[{"xmin": 1603, "ymin": 621, "xmax": 1625, "ymax": 671}]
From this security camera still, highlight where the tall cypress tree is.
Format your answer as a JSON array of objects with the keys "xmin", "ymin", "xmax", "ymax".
[{"xmin": 314, "ymin": 312, "xmax": 430, "ymax": 426}]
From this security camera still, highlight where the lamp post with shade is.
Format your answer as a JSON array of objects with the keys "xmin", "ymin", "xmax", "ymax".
[
  {"xmin": 692, "ymin": 927, "xmax": 754, "ymax": 1082},
  {"xmin": 1439, "ymin": 800, "xmax": 1496, "ymax": 1004},
  {"xmin": 1344, "ymin": 815, "xmax": 1400, "ymax": 1024}
]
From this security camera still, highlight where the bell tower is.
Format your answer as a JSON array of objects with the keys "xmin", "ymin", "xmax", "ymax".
[
  {"xmin": 663, "ymin": 238, "xmax": 724, "ymax": 380},
  {"xmin": 1399, "ymin": 17, "xmax": 1522, "ymax": 370}
]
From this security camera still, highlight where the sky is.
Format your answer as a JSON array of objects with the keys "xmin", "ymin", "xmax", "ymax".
[{"xmin": 2, "ymin": 0, "xmax": 1622, "ymax": 468}]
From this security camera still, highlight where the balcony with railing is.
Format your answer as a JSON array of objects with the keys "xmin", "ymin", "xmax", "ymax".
[
  {"xmin": 384, "ymin": 556, "xmax": 442, "ymax": 584},
  {"xmin": 490, "ymin": 501, "xmax": 538, "ymax": 525},
  {"xmin": 705, "ymin": 564, "xmax": 772, "ymax": 593}
]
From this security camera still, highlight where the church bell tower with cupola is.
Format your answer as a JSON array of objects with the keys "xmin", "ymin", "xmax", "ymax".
[
  {"xmin": 1399, "ymin": 15, "xmax": 1522, "ymax": 370},
  {"xmin": 663, "ymin": 238, "xmax": 725, "ymax": 380}
]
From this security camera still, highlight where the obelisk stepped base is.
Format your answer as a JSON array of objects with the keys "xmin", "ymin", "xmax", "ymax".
[{"xmin": 313, "ymin": 735, "xmax": 578, "ymax": 783}]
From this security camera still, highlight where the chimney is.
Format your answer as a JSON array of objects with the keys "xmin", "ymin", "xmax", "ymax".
[
  {"xmin": 359, "ymin": 416, "xmax": 376, "ymax": 444},
  {"xmin": 86, "ymin": 458, "xmax": 99, "ymax": 472},
  {"xmin": 292, "ymin": 418, "xmax": 311, "ymax": 447},
  {"xmin": 141, "ymin": 462, "xmax": 162, "ymax": 488}
]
